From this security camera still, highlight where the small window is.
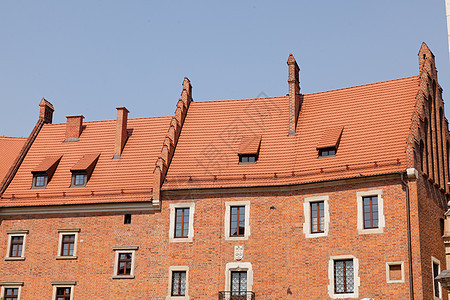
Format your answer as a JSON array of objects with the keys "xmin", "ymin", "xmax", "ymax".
[
  {"xmin": 124, "ymin": 214, "xmax": 132, "ymax": 225},
  {"xmin": 318, "ymin": 147, "xmax": 336, "ymax": 157},
  {"xmin": 433, "ymin": 257, "xmax": 442, "ymax": 299},
  {"xmin": 171, "ymin": 271, "xmax": 187, "ymax": 296},
  {"xmin": 56, "ymin": 287, "xmax": 71, "ymax": 300},
  {"xmin": 363, "ymin": 195, "xmax": 378, "ymax": 229},
  {"xmin": 225, "ymin": 201, "xmax": 250, "ymax": 241},
  {"xmin": 357, "ymin": 190, "xmax": 385, "ymax": 235},
  {"xmin": 57, "ymin": 229, "xmax": 79, "ymax": 259},
  {"xmin": 230, "ymin": 206, "xmax": 245, "ymax": 237},
  {"xmin": 310, "ymin": 201, "xmax": 325, "ymax": 233},
  {"xmin": 71, "ymin": 172, "xmax": 87, "ymax": 187},
  {"xmin": 334, "ymin": 259, "xmax": 354, "ymax": 294},
  {"xmin": 175, "ymin": 208, "xmax": 190, "ymax": 238},
  {"xmin": 112, "ymin": 246, "xmax": 138, "ymax": 279},
  {"xmin": 239, "ymin": 154, "xmax": 257, "ymax": 164},
  {"xmin": 33, "ymin": 173, "xmax": 48, "ymax": 188},
  {"xmin": 4, "ymin": 288, "xmax": 19, "ymax": 300},
  {"xmin": 5, "ymin": 230, "xmax": 28, "ymax": 260},
  {"xmin": 388, "ymin": 264, "xmax": 402, "ymax": 281}
]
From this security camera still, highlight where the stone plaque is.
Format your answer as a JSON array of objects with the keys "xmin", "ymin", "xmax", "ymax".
[{"xmin": 234, "ymin": 245, "xmax": 243, "ymax": 261}]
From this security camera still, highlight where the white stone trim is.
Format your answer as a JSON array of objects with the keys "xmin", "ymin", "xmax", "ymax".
[
  {"xmin": 224, "ymin": 262, "xmax": 253, "ymax": 294},
  {"xmin": 302, "ymin": 195, "xmax": 330, "ymax": 238},
  {"xmin": 169, "ymin": 203, "xmax": 195, "ymax": 243},
  {"xmin": 328, "ymin": 255, "xmax": 360, "ymax": 299},
  {"xmin": 52, "ymin": 283, "xmax": 75, "ymax": 300},
  {"xmin": 356, "ymin": 189, "xmax": 385, "ymax": 234},
  {"xmin": 112, "ymin": 248, "xmax": 137, "ymax": 279},
  {"xmin": 5, "ymin": 231, "xmax": 28, "ymax": 260},
  {"xmin": 166, "ymin": 266, "xmax": 190, "ymax": 300},
  {"xmin": 0, "ymin": 283, "xmax": 23, "ymax": 300},
  {"xmin": 224, "ymin": 201, "xmax": 250, "ymax": 241},
  {"xmin": 56, "ymin": 229, "xmax": 79, "ymax": 259},
  {"xmin": 432, "ymin": 256, "xmax": 442, "ymax": 300},
  {"xmin": 386, "ymin": 261, "xmax": 405, "ymax": 283}
]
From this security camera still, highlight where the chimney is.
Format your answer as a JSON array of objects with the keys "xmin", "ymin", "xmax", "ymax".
[
  {"xmin": 113, "ymin": 107, "xmax": 129, "ymax": 159},
  {"xmin": 181, "ymin": 77, "xmax": 193, "ymax": 108},
  {"xmin": 39, "ymin": 98, "xmax": 54, "ymax": 124},
  {"xmin": 65, "ymin": 115, "xmax": 84, "ymax": 142},
  {"xmin": 287, "ymin": 54, "xmax": 301, "ymax": 136}
]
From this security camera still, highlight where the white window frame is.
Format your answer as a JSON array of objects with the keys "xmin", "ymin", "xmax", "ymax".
[
  {"xmin": 51, "ymin": 281, "xmax": 76, "ymax": 300},
  {"xmin": 303, "ymin": 195, "xmax": 330, "ymax": 238},
  {"xmin": 224, "ymin": 262, "xmax": 253, "ymax": 294},
  {"xmin": 112, "ymin": 246, "xmax": 138, "ymax": 279},
  {"xmin": 169, "ymin": 203, "xmax": 195, "ymax": 243},
  {"xmin": 5, "ymin": 230, "xmax": 28, "ymax": 261},
  {"xmin": 432, "ymin": 256, "xmax": 442, "ymax": 300},
  {"xmin": 356, "ymin": 190, "xmax": 385, "ymax": 234},
  {"xmin": 56, "ymin": 229, "xmax": 80, "ymax": 260},
  {"xmin": 166, "ymin": 266, "xmax": 190, "ymax": 300},
  {"xmin": 0, "ymin": 282, "xmax": 23, "ymax": 300},
  {"xmin": 224, "ymin": 201, "xmax": 250, "ymax": 241},
  {"xmin": 328, "ymin": 255, "xmax": 360, "ymax": 299},
  {"xmin": 386, "ymin": 261, "xmax": 405, "ymax": 283}
]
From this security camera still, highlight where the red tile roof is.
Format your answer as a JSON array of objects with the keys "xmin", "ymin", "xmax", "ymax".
[
  {"xmin": 162, "ymin": 76, "xmax": 419, "ymax": 189},
  {"xmin": 32, "ymin": 155, "xmax": 62, "ymax": 173},
  {"xmin": 238, "ymin": 135, "xmax": 261, "ymax": 155},
  {"xmin": 317, "ymin": 126, "xmax": 343, "ymax": 149},
  {"xmin": 70, "ymin": 153, "xmax": 100, "ymax": 171},
  {"xmin": 0, "ymin": 136, "xmax": 27, "ymax": 184},
  {"xmin": 1, "ymin": 116, "xmax": 172, "ymax": 206}
]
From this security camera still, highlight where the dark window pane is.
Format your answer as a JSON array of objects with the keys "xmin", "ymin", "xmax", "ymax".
[
  {"xmin": 174, "ymin": 208, "xmax": 189, "ymax": 238},
  {"xmin": 10, "ymin": 236, "xmax": 24, "ymax": 257},
  {"xmin": 171, "ymin": 271, "xmax": 186, "ymax": 296},
  {"xmin": 230, "ymin": 206, "xmax": 245, "ymax": 236},
  {"xmin": 434, "ymin": 262, "xmax": 440, "ymax": 297},
  {"xmin": 61, "ymin": 234, "xmax": 75, "ymax": 256},
  {"xmin": 334, "ymin": 259, "xmax": 354, "ymax": 294}
]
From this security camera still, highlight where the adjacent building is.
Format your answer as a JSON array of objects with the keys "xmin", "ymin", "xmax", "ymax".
[{"xmin": 0, "ymin": 43, "xmax": 449, "ymax": 299}]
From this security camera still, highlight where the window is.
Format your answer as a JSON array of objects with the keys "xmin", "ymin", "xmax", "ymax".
[
  {"xmin": 71, "ymin": 172, "xmax": 87, "ymax": 187},
  {"xmin": 167, "ymin": 266, "xmax": 189, "ymax": 299},
  {"xmin": 169, "ymin": 203, "xmax": 195, "ymax": 243},
  {"xmin": 225, "ymin": 201, "xmax": 250, "ymax": 241},
  {"xmin": 363, "ymin": 196, "xmax": 378, "ymax": 229},
  {"xmin": 231, "ymin": 271, "xmax": 248, "ymax": 295},
  {"xmin": 51, "ymin": 282, "xmax": 75, "ymax": 300},
  {"xmin": 224, "ymin": 262, "xmax": 253, "ymax": 297},
  {"xmin": 57, "ymin": 229, "xmax": 79, "ymax": 260},
  {"xmin": 303, "ymin": 196, "xmax": 330, "ymax": 238},
  {"xmin": 319, "ymin": 147, "xmax": 336, "ymax": 157},
  {"xmin": 239, "ymin": 154, "xmax": 257, "ymax": 163},
  {"xmin": 328, "ymin": 256, "xmax": 359, "ymax": 299},
  {"xmin": 0, "ymin": 283, "xmax": 23, "ymax": 300},
  {"xmin": 311, "ymin": 201, "xmax": 325, "ymax": 233},
  {"xmin": 386, "ymin": 262, "xmax": 404, "ymax": 283},
  {"xmin": 32, "ymin": 173, "xmax": 48, "ymax": 188},
  {"xmin": 230, "ymin": 206, "xmax": 245, "ymax": 237},
  {"xmin": 124, "ymin": 214, "xmax": 131, "ymax": 224},
  {"xmin": 356, "ymin": 190, "xmax": 385, "ymax": 234},
  {"xmin": 5, "ymin": 230, "xmax": 28, "ymax": 261},
  {"xmin": 432, "ymin": 256, "xmax": 442, "ymax": 299},
  {"xmin": 112, "ymin": 246, "xmax": 138, "ymax": 279},
  {"xmin": 171, "ymin": 271, "xmax": 186, "ymax": 296}
]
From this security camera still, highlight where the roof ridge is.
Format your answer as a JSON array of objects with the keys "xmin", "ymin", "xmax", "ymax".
[
  {"xmin": 195, "ymin": 96, "xmax": 289, "ymax": 104},
  {"xmin": 304, "ymin": 75, "xmax": 419, "ymax": 96}
]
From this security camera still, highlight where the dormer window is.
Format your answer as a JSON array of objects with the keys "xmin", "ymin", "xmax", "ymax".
[
  {"xmin": 31, "ymin": 155, "xmax": 62, "ymax": 189},
  {"xmin": 317, "ymin": 127, "xmax": 343, "ymax": 158},
  {"xmin": 70, "ymin": 153, "xmax": 100, "ymax": 188},
  {"xmin": 238, "ymin": 135, "xmax": 261, "ymax": 165}
]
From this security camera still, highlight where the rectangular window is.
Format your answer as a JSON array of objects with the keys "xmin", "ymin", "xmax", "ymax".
[
  {"xmin": 61, "ymin": 235, "xmax": 75, "ymax": 256},
  {"xmin": 72, "ymin": 172, "xmax": 87, "ymax": 187},
  {"xmin": 318, "ymin": 147, "xmax": 336, "ymax": 157},
  {"xmin": 117, "ymin": 252, "xmax": 132, "ymax": 275},
  {"xmin": 239, "ymin": 155, "xmax": 257, "ymax": 163},
  {"xmin": 9, "ymin": 236, "xmax": 24, "ymax": 257},
  {"xmin": 363, "ymin": 196, "xmax": 378, "ymax": 229},
  {"xmin": 389, "ymin": 264, "xmax": 402, "ymax": 281},
  {"xmin": 433, "ymin": 261, "xmax": 441, "ymax": 298},
  {"xmin": 33, "ymin": 173, "xmax": 48, "ymax": 188},
  {"xmin": 4, "ymin": 288, "xmax": 19, "ymax": 300},
  {"xmin": 231, "ymin": 271, "xmax": 248, "ymax": 295},
  {"xmin": 55, "ymin": 287, "xmax": 71, "ymax": 300},
  {"xmin": 171, "ymin": 271, "xmax": 186, "ymax": 296},
  {"xmin": 175, "ymin": 208, "xmax": 190, "ymax": 238},
  {"xmin": 230, "ymin": 206, "xmax": 245, "ymax": 237},
  {"xmin": 310, "ymin": 201, "xmax": 325, "ymax": 233},
  {"xmin": 334, "ymin": 259, "xmax": 354, "ymax": 294}
]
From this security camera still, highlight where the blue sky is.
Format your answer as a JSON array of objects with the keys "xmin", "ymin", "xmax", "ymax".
[{"xmin": 1, "ymin": 1, "xmax": 449, "ymax": 137}]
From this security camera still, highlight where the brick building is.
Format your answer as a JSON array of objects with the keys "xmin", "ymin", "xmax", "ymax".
[{"xmin": 0, "ymin": 42, "xmax": 449, "ymax": 299}]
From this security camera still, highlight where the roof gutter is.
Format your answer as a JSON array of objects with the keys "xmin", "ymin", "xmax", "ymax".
[{"xmin": 401, "ymin": 172, "xmax": 414, "ymax": 300}]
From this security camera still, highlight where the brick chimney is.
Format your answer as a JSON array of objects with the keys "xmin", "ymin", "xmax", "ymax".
[
  {"xmin": 65, "ymin": 115, "xmax": 84, "ymax": 142},
  {"xmin": 113, "ymin": 107, "xmax": 129, "ymax": 159},
  {"xmin": 39, "ymin": 98, "xmax": 54, "ymax": 124},
  {"xmin": 287, "ymin": 54, "xmax": 302, "ymax": 136}
]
